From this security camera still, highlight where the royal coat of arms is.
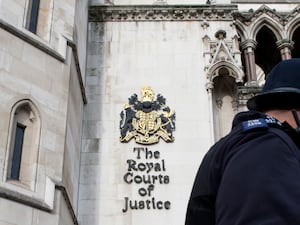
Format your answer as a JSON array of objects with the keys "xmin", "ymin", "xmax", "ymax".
[{"xmin": 120, "ymin": 86, "xmax": 176, "ymax": 145}]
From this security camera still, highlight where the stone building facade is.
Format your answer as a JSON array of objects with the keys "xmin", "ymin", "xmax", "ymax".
[
  {"xmin": 0, "ymin": 0, "xmax": 300, "ymax": 225},
  {"xmin": 0, "ymin": 0, "xmax": 88, "ymax": 224}
]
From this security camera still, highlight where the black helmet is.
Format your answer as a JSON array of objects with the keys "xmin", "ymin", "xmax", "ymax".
[{"xmin": 247, "ymin": 58, "xmax": 300, "ymax": 111}]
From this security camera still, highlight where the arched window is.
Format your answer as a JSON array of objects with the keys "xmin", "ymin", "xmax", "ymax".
[
  {"xmin": 212, "ymin": 67, "xmax": 238, "ymax": 141},
  {"xmin": 25, "ymin": 0, "xmax": 40, "ymax": 33},
  {"xmin": 292, "ymin": 26, "xmax": 300, "ymax": 58},
  {"xmin": 7, "ymin": 100, "xmax": 41, "ymax": 190},
  {"xmin": 255, "ymin": 26, "xmax": 281, "ymax": 76}
]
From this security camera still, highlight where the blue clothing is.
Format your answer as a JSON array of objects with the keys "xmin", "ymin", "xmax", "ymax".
[{"xmin": 185, "ymin": 111, "xmax": 300, "ymax": 225}]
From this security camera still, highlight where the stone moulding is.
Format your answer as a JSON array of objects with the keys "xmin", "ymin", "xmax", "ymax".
[
  {"xmin": 89, "ymin": 5, "xmax": 238, "ymax": 22},
  {"xmin": 232, "ymin": 5, "xmax": 300, "ymax": 26},
  {"xmin": 0, "ymin": 184, "xmax": 79, "ymax": 225},
  {"xmin": 0, "ymin": 18, "xmax": 65, "ymax": 62},
  {"xmin": 0, "ymin": 19, "xmax": 87, "ymax": 105}
]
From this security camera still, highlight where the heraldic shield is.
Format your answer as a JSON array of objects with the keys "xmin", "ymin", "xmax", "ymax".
[{"xmin": 120, "ymin": 86, "xmax": 176, "ymax": 145}]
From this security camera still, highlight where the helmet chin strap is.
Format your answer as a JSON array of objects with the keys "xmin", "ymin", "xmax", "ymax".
[{"xmin": 292, "ymin": 109, "xmax": 300, "ymax": 133}]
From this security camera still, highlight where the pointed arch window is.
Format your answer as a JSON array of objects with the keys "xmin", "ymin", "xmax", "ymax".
[
  {"xmin": 211, "ymin": 68, "xmax": 238, "ymax": 141},
  {"xmin": 255, "ymin": 26, "xmax": 281, "ymax": 76},
  {"xmin": 292, "ymin": 26, "xmax": 300, "ymax": 58},
  {"xmin": 7, "ymin": 100, "xmax": 41, "ymax": 190},
  {"xmin": 25, "ymin": 0, "xmax": 40, "ymax": 33}
]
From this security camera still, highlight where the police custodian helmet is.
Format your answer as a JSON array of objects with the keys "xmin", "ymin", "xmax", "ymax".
[{"xmin": 247, "ymin": 58, "xmax": 300, "ymax": 111}]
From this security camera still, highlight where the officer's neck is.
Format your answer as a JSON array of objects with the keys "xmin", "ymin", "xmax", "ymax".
[{"xmin": 264, "ymin": 109, "xmax": 300, "ymax": 129}]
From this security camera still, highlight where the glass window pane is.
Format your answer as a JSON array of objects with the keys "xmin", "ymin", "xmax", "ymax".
[
  {"xmin": 27, "ymin": 0, "xmax": 40, "ymax": 33},
  {"xmin": 10, "ymin": 124, "xmax": 26, "ymax": 180}
]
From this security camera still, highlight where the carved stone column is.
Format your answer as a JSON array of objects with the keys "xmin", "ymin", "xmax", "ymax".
[
  {"xmin": 240, "ymin": 39, "xmax": 257, "ymax": 85},
  {"xmin": 276, "ymin": 39, "xmax": 294, "ymax": 60},
  {"xmin": 206, "ymin": 82, "xmax": 215, "ymax": 144}
]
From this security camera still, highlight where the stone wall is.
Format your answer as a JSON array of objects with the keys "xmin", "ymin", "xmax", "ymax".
[
  {"xmin": 0, "ymin": 0, "xmax": 86, "ymax": 224},
  {"xmin": 62, "ymin": 0, "xmax": 88, "ymax": 216},
  {"xmin": 81, "ymin": 4, "xmax": 238, "ymax": 223},
  {"xmin": 0, "ymin": 0, "xmax": 75, "ymax": 53},
  {"xmin": 0, "ymin": 26, "xmax": 70, "ymax": 225}
]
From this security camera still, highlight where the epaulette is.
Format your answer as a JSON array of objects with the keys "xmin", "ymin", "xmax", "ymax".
[
  {"xmin": 242, "ymin": 116, "xmax": 283, "ymax": 132},
  {"xmin": 242, "ymin": 118, "xmax": 268, "ymax": 131}
]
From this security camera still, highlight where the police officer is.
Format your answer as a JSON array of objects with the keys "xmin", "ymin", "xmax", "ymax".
[{"xmin": 185, "ymin": 58, "xmax": 300, "ymax": 225}]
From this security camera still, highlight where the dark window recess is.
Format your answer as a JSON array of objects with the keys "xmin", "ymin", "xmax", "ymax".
[
  {"xmin": 255, "ymin": 26, "xmax": 281, "ymax": 76},
  {"xmin": 28, "ymin": 0, "xmax": 40, "ymax": 33},
  {"xmin": 10, "ymin": 124, "xmax": 26, "ymax": 180},
  {"xmin": 292, "ymin": 27, "xmax": 300, "ymax": 58}
]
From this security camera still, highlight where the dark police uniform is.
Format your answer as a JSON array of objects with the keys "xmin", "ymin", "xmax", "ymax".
[{"xmin": 185, "ymin": 110, "xmax": 300, "ymax": 225}]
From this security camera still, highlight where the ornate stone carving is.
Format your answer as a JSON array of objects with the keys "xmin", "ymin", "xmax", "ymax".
[
  {"xmin": 215, "ymin": 30, "xmax": 226, "ymax": 40},
  {"xmin": 89, "ymin": 5, "xmax": 237, "ymax": 22},
  {"xmin": 232, "ymin": 5, "xmax": 292, "ymax": 26},
  {"xmin": 282, "ymin": 5, "xmax": 300, "ymax": 25},
  {"xmin": 276, "ymin": 39, "xmax": 294, "ymax": 50},
  {"xmin": 237, "ymin": 86, "xmax": 262, "ymax": 107}
]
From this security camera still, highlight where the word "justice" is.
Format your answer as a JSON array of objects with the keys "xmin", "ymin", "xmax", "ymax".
[{"xmin": 122, "ymin": 197, "xmax": 171, "ymax": 213}]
